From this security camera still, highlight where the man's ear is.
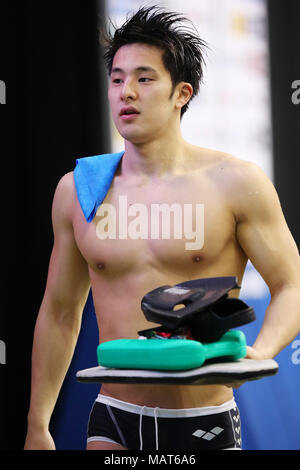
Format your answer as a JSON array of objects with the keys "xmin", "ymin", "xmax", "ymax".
[{"xmin": 175, "ymin": 82, "xmax": 193, "ymax": 110}]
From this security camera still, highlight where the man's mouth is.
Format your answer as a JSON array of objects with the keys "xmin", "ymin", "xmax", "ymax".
[{"xmin": 119, "ymin": 107, "xmax": 140, "ymax": 120}]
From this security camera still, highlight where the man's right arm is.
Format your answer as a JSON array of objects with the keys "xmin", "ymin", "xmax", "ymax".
[{"xmin": 24, "ymin": 172, "xmax": 91, "ymax": 450}]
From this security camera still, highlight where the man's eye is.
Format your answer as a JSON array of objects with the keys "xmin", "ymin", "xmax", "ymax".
[
  {"xmin": 139, "ymin": 77, "xmax": 152, "ymax": 82},
  {"xmin": 112, "ymin": 78, "xmax": 122, "ymax": 84}
]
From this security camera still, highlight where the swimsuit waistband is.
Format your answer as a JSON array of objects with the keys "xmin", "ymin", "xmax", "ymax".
[{"xmin": 96, "ymin": 394, "xmax": 236, "ymax": 418}]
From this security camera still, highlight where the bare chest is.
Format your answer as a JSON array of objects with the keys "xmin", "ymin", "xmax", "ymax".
[{"xmin": 72, "ymin": 175, "xmax": 236, "ymax": 275}]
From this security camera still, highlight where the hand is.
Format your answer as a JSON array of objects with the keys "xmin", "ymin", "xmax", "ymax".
[
  {"xmin": 224, "ymin": 346, "xmax": 267, "ymax": 389},
  {"xmin": 24, "ymin": 428, "xmax": 56, "ymax": 450},
  {"xmin": 245, "ymin": 345, "xmax": 267, "ymax": 361}
]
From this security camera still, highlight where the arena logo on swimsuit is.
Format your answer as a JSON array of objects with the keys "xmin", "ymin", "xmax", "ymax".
[
  {"xmin": 0, "ymin": 80, "xmax": 6, "ymax": 104},
  {"xmin": 95, "ymin": 196, "xmax": 204, "ymax": 251}
]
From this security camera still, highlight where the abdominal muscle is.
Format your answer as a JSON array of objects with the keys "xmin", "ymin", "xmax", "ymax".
[{"xmin": 90, "ymin": 270, "xmax": 234, "ymax": 410}]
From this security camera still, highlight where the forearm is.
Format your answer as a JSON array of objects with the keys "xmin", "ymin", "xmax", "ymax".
[
  {"xmin": 252, "ymin": 286, "xmax": 300, "ymax": 359},
  {"xmin": 27, "ymin": 302, "xmax": 82, "ymax": 430}
]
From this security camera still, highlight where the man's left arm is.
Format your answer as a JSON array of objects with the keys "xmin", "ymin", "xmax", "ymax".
[{"xmin": 232, "ymin": 162, "xmax": 300, "ymax": 360}]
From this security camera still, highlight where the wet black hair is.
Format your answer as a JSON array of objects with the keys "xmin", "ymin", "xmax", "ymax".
[{"xmin": 101, "ymin": 5, "xmax": 208, "ymax": 117}]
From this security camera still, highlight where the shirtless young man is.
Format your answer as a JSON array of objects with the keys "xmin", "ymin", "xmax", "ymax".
[{"xmin": 24, "ymin": 7, "xmax": 300, "ymax": 450}]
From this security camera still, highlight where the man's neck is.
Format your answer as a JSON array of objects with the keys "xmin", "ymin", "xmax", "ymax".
[{"xmin": 121, "ymin": 134, "xmax": 191, "ymax": 178}]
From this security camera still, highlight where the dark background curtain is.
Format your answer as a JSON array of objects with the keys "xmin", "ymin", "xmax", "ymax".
[
  {"xmin": 0, "ymin": 0, "xmax": 110, "ymax": 450},
  {"xmin": 267, "ymin": 0, "xmax": 300, "ymax": 248}
]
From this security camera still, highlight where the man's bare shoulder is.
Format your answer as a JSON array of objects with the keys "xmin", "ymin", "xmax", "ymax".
[
  {"xmin": 52, "ymin": 171, "xmax": 76, "ymax": 226},
  {"xmin": 200, "ymin": 148, "xmax": 280, "ymax": 221},
  {"xmin": 214, "ymin": 152, "xmax": 273, "ymax": 198},
  {"xmin": 193, "ymin": 146, "xmax": 271, "ymax": 190},
  {"xmin": 190, "ymin": 146, "xmax": 277, "ymax": 214}
]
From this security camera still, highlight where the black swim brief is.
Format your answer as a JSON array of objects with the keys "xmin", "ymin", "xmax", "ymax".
[{"xmin": 87, "ymin": 394, "xmax": 242, "ymax": 450}]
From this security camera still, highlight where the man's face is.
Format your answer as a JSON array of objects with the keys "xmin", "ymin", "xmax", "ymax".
[{"xmin": 108, "ymin": 43, "xmax": 179, "ymax": 144}]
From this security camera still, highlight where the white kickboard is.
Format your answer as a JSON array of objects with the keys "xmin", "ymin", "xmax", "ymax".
[{"xmin": 76, "ymin": 358, "xmax": 278, "ymax": 385}]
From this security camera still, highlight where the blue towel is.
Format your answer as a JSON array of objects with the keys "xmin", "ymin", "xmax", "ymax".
[{"xmin": 73, "ymin": 151, "xmax": 124, "ymax": 222}]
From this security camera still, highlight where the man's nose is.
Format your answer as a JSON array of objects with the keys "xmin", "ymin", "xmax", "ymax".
[{"xmin": 121, "ymin": 79, "xmax": 137, "ymax": 101}]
